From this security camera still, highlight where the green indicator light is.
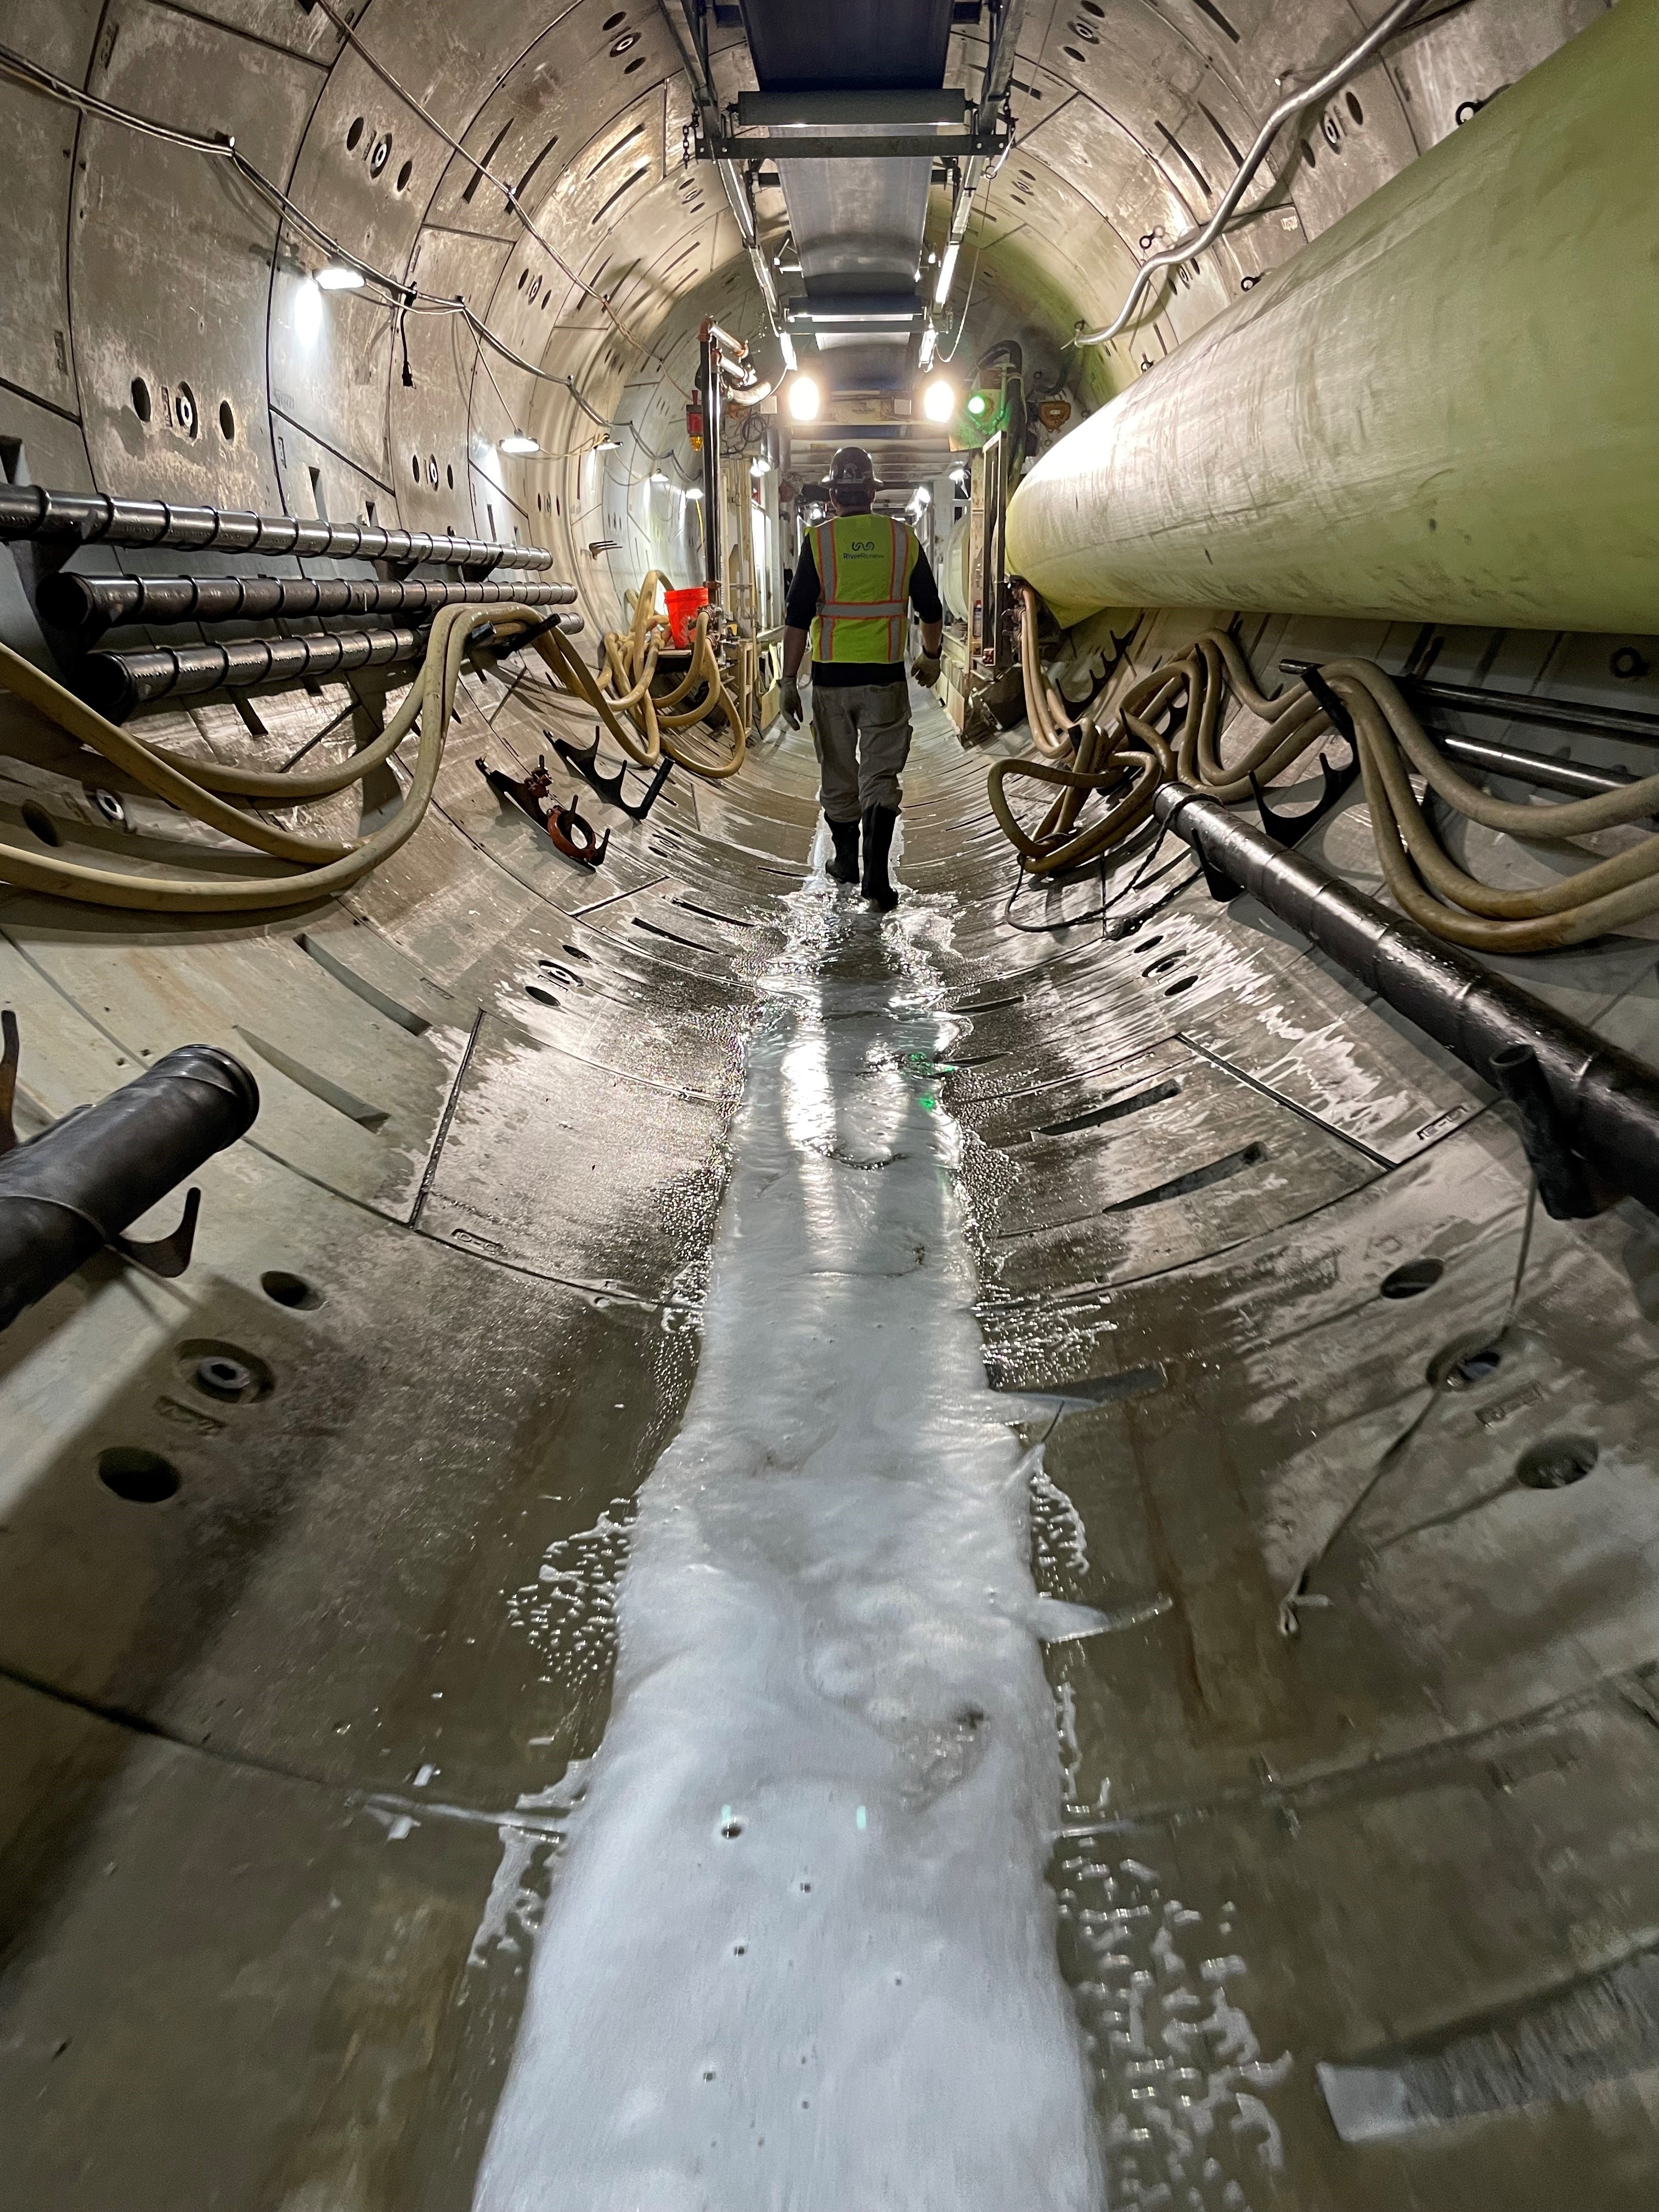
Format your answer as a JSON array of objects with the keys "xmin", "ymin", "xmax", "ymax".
[{"xmin": 920, "ymin": 1095, "xmax": 936, "ymax": 1113}]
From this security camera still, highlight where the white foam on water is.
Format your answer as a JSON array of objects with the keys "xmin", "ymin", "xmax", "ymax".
[{"xmin": 472, "ymin": 882, "xmax": 1103, "ymax": 2210}]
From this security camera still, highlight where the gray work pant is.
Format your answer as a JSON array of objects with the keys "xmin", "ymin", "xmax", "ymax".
[{"xmin": 809, "ymin": 680, "xmax": 912, "ymax": 821}]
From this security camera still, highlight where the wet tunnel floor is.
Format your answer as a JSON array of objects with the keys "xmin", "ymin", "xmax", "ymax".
[
  {"xmin": 8, "ymin": 696, "xmax": 1659, "ymax": 2209},
  {"xmin": 473, "ymin": 870, "xmax": 1105, "ymax": 2209}
]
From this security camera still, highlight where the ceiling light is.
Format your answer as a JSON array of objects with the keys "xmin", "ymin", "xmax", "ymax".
[
  {"xmin": 650, "ymin": 470, "xmax": 669, "ymax": 486},
  {"xmin": 316, "ymin": 263, "xmax": 365, "ymax": 291},
  {"xmin": 933, "ymin": 241, "xmax": 960, "ymax": 308},
  {"xmin": 751, "ymin": 456, "xmax": 772, "ymax": 477},
  {"xmin": 685, "ymin": 484, "xmax": 704, "ymax": 501},
  {"xmin": 500, "ymin": 432, "xmax": 539, "ymax": 456},
  {"xmin": 921, "ymin": 376, "xmax": 955, "ymax": 423},
  {"xmin": 595, "ymin": 436, "xmax": 621, "ymax": 452},
  {"xmin": 787, "ymin": 373, "xmax": 821, "ymax": 422}
]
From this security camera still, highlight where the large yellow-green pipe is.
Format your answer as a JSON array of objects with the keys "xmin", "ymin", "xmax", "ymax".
[{"xmin": 1007, "ymin": 1, "xmax": 1658, "ymax": 635}]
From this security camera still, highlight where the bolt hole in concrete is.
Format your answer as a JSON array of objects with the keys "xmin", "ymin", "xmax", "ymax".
[
  {"xmin": 98, "ymin": 1447, "xmax": 180, "ymax": 1504},
  {"xmin": 1516, "ymin": 1435, "xmax": 1599, "ymax": 1489},
  {"xmin": 525, "ymin": 984, "xmax": 558, "ymax": 1007},
  {"xmin": 218, "ymin": 398, "xmax": 234, "ymax": 440},
  {"xmin": 1164, "ymin": 975, "xmax": 1197, "ymax": 997},
  {"xmin": 1429, "ymin": 1339, "xmax": 1502, "ymax": 1389},
  {"xmin": 20, "ymin": 802, "xmax": 59, "ymax": 846},
  {"xmin": 260, "ymin": 1269, "xmax": 323, "ymax": 1311},
  {"xmin": 178, "ymin": 1338, "xmax": 274, "ymax": 1402},
  {"xmin": 130, "ymin": 374, "xmax": 151, "ymax": 421},
  {"xmin": 1380, "ymin": 1257, "xmax": 1443, "ymax": 1299}
]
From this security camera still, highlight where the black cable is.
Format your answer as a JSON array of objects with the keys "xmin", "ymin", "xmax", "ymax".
[{"xmin": 0, "ymin": 41, "xmax": 623, "ymax": 406}]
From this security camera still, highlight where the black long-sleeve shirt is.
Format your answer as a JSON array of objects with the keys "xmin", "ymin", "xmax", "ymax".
[{"xmin": 785, "ymin": 527, "xmax": 944, "ymax": 688}]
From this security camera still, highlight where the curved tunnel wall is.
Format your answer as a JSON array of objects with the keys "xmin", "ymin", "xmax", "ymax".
[
  {"xmin": 5, "ymin": 6, "xmax": 1659, "ymax": 2211},
  {"xmin": 1008, "ymin": 2, "xmax": 1658, "ymax": 633}
]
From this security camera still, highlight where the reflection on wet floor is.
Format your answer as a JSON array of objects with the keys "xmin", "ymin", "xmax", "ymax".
[{"xmin": 472, "ymin": 864, "xmax": 1107, "ymax": 2209}]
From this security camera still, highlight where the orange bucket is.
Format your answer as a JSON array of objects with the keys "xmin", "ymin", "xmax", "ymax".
[{"xmin": 663, "ymin": 584, "xmax": 709, "ymax": 647}]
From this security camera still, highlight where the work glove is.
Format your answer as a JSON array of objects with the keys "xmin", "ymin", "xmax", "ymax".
[
  {"xmin": 780, "ymin": 674, "xmax": 804, "ymax": 728},
  {"xmin": 911, "ymin": 652, "xmax": 943, "ymax": 690}
]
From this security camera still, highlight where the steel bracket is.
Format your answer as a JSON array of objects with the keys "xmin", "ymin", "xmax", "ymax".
[
  {"xmin": 110, "ymin": 1187, "xmax": 201, "ymax": 1277},
  {"xmin": 552, "ymin": 731, "xmax": 674, "ymax": 822},
  {"xmin": 476, "ymin": 755, "xmax": 610, "ymax": 868},
  {"xmin": 1489, "ymin": 1042, "xmax": 1615, "ymax": 1220}
]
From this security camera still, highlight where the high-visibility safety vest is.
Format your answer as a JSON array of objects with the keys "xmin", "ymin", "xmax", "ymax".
[{"xmin": 808, "ymin": 513, "xmax": 919, "ymax": 665}]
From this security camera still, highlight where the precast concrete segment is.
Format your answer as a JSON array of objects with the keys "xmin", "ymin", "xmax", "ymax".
[
  {"xmin": 1007, "ymin": 1, "xmax": 1658, "ymax": 635},
  {"xmin": 471, "ymin": 878, "xmax": 1103, "ymax": 2211}
]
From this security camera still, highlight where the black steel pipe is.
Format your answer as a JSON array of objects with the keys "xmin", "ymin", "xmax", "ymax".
[
  {"xmin": 1434, "ymin": 731, "xmax": 1642, "ymax": 803},
  {"xmin": 1153, "ymin": 783, "xmax": 1659, "ymax": 1216},
  {"xmin": 1281, "ymin": 658, "xmax": 1659, "ymax": 752},
  {"xmin": 81, "ymin": 625, "xmax": 427, "ymax": 719},
  {"xmin": 0, "ymin": 1043, "xmax": 259, "ymax": 1331},
  {"xmin": 0, "ymin": 484, "xmax": 552, "ymax": 572},
  {"xmin": 38, "ymin": 572, "xmax": 577, "ymax": 639},
  {"xmin": 81, "ymin": 610, "xmax": 588, "ymax": 719}
]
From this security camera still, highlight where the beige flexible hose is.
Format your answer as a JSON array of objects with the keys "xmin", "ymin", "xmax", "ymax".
[
  {"xmin": 994, "ymin": 627, "xmax": 1659, "ymax": 948},
  {"xmin": 1017, "ymin": 585, "xmax": 1079, "ymax": 761},
  {"xmin": 0, "ymin": 603, "xmax": 647, "ymax": 912},
  {"xmin": 596, "ymin": 577, "xmax": 747, "ymax": 780}
]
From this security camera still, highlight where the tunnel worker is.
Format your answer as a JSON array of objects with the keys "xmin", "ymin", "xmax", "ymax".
[{"xmin": 779, "ymin": 447, "xmax": 945, "ymax": 913}]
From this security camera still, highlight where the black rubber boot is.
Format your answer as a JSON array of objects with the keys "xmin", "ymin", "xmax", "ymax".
[
  {"xmin": 860, "ymin": 804, "xmax": 900, "ymax": 912},
  {"xmin": 826, "ymin": 816, "xmax": 861, "ymax": 885}
]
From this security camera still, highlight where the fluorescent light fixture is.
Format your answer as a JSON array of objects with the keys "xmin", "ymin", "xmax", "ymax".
[
  {"xmin": 316, "ymin": 263, "xmax": 365, "ymax": 291},
  {"xmin": 787, "ymin": 373, "xmax": 821, "ymax": 422},
  {"xmin": 922, "ymin": 376, "xmax": 955, "ymax": 424},
  {"xmin": 917, "ymin": 324, "xmax": 938, "ymax": 373},
  {"xmin": 933, "ymin": 241, "xmax": 960, "ymax": 308},
  {"xmin": 780, "ymin": 331, "xmax": 798, "ymax": 372},
  {"xmin": 500, "ymin": 432, "xmax": 539, "ymax": 456}
]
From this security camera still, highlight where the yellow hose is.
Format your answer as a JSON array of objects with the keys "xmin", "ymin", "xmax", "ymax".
[{"xmin": 995, "ymin": 625, "xmax": 1659, "ymax": 949}]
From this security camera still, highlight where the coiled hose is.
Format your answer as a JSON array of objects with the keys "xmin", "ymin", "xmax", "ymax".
[
  {"xmin": 0, "ymin": 603, "xmax": 646, "ymax": 912},
  {"xmin": 994, "ymin": 609, "xmax": 1659, "ymax": 950},
  {"xmin": 589, "ymin": 569, "xmax": 747, "ymax": 780}
]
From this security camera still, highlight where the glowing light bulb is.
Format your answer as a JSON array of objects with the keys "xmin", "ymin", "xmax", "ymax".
[
  {"xmin": 500, "ymin": 432, "xmax": 539, "ymax": 455},
  {"xmin": 787, "ymin": 374, "xmax": 821, "ymax": 422},
  {"xmin": 966, "ymin": 392, "xmax": 989, "ymax": 417},
  {"xmin": 922, "ymin": 376, "xmax": 955, "ymax": 423},
  {"xmin": 316, "ymin": 263, "xmax": 365, "ymax": 291},
  {"xmin": 293, "ymin": 277, "xmax": 324, "ymax": 345}
]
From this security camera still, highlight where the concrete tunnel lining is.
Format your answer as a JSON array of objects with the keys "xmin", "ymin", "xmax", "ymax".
[{"xmin": 4, "ymin": 4, "xmax": 1659, "ymax": 2209}]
